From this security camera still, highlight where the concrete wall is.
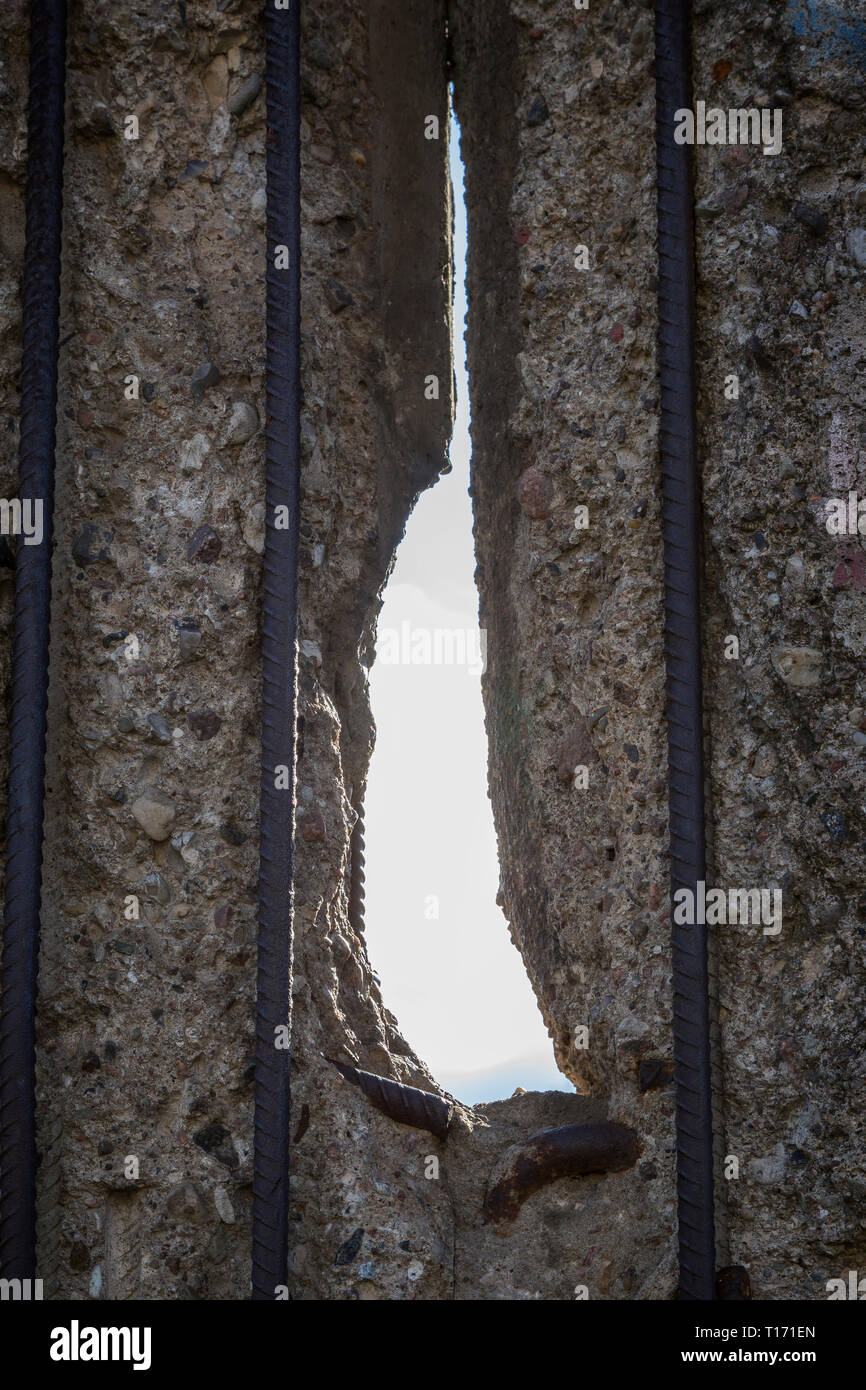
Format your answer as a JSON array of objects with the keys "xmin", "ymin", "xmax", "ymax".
[
  {"xmin": 0, "ymin": 0, "xmax": 862, "ymax": 1300},
  {"xmin": 2, "ymin": 0, "xmax": 457, "ymax": 1301},
  {"xmin": 453, "ymin": 0, "xmax": 866, "ymax": 1301}
]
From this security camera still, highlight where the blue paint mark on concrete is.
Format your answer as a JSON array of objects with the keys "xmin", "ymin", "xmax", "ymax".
[{"xmin": 786, "ymin": 0, "xmax": 866, "ymax": 63}]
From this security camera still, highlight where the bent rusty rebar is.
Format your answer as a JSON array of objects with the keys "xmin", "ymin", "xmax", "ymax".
[
  {"xmin": 252, "ymin": 0, "xmax": 301, "ymax": 1300},
  {"xmin": 0, "ymin": 0, "xmax": 67, "ymax": 1280},
  {"xmin": 326, "ymin": 1058, "xmax": 453, "ymax": 1139},
  {"xmin": 654, "ymin": 0, "xmax": 716, "ymax": 1300},
  {"xmin": 483, "ymin": 1122, "xmax": 640, "ymax": 1224}
]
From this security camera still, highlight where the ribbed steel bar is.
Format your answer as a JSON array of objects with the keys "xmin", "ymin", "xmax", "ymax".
[
  {"xmin": 253, "ymin": 0, "xmax": 301, "ymax": 1300},
  {"xmin": 326, "ymin": 1058, "xmax": 453, "ymax": 1139},
  {"xmin": 348, "ymin": 804, "xmax": 365, "ymax": 934},
  {"xmin": 0, "ymin": 0, "xmax": 67, "ymax": 1279},
  {"xmin": 654, "ymin": 0, "xmax": 716, "ymax": 1300}
]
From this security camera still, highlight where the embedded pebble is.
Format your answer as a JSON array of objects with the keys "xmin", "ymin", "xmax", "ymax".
[
  {"xmin": 214, "ymin": 1186, "xmax": 236, "ymax": 1224},
  {"xmin": 228, "ymin": 73, "xmax": 261, "ymax": 116},
  {"xmin": 177, "ymin": 623, "xmax": 202, "ymax": 662},
  {"xmin": 190, "ymin": 363, "xmax": 220, "ymax": 400},
  {"xmin": 131, "ymin": 790, "xmax": 177, "ymax": 842},
  {"xmin": 845, "ymin": 228, "xmax": 866, "ymax": 269},
  {"xmin": 771, "ymin": 646, "xmax": 822, "ymax": 688},
  {"xmin": 142, "ymin": 872, "xmax": 171, "ymax": 905},
  {"xmin": 526, "ymin": 94, "xmax": 549, "ymax": 127},
  {"xmin": 146, "ymin": 712, "xmax": 172, "ymax": 744},
  {"xmin": 180, "ymin": 433, "xmax": 210, "ymax": 470},
  {"xmin": 517, "ymin": 466, "xmax": 555, "ymax": 519},
  {"xmin": 188, "ymin": 710, "xmax": 222, "ymax": 741},
  {"xmin": 226, "ymin": 400, "xmax": 259, "ymax": 445},
  {"xmin": 242, "ymin": 501, "xmax": 266, "ymax": 554},
  {"xmin": 793, "ymin": 202, "xmax": 829, "ymax": 237},
  {"xmin": 187, "ymin": 525, "xmax": 222, "ymax": 563}
]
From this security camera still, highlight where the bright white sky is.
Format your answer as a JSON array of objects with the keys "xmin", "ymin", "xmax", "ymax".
[{"xmin": 363, "ymin": 112, "xmax": 569, "ymax": 1105}]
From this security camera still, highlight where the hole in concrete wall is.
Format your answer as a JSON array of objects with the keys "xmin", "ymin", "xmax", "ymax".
[{"xmin": 364, "ymin": 106, "xmax": 569, "ymax": 1106}]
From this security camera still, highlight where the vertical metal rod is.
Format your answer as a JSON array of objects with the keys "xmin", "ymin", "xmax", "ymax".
[
  {"xmin": 348, "ymin": 804, "xmax": 366, "ymax": 935},
  {"xmin": 253, "ymin": 0, "xmax": 301, "ymax": 1299},
  {"xmin": 654, "ymin": 0, "xmax": 716, "ymax": 1300},
  {"xmin": 0, "ymin": 0, "xmax": 67, "ymax": 1280}
]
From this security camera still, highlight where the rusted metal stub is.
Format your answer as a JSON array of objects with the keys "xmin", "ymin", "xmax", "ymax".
[
  {"xmin": 326, "ymin": 1059, "xmax": 452, "ymax": 1139},
  {"xmin": 0, "ymin": 0, "xmax": 67, "ymax": 1280},
  {"xmin": 716, "ymin": 1265, "xmax": 752, "ymax": 1301},
  {"xmin": 483, "ymin": 1122, "xmax": 640, "ymax": 1224}
]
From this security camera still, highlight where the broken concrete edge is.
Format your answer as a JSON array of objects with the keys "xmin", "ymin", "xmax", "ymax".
[{"xmin": 482, "ymin": 1121, "xmax": 641, "ymax": 1224}]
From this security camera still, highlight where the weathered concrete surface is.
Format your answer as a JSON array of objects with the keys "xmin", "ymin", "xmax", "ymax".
[
  {"xmin": 693, "ymin": 0, "xmax": 866, "ymax": 1299},
  {"xmin": 0, "ymin": 0, "xmax": 862, "ymax": 1301},
  {"xmin": 448, "ymin": 1091, "xmax": 649, "ymax": 1300},
  {"xmin": 453, "ymin": 0, "xmax": 866, "ymax": 1301},
  {"xmin": 452, "ymin": 0, "xmax": 679, "ymax": 1299}
]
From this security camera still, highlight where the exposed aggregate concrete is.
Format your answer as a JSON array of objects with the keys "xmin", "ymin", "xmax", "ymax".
[
  {"xmin": 693, "ymin": 0, "xmax": 866, "ymax": 1298},
  {"xmin": 0, "ymin": 0, "xmax": 861, "ymax": 1300},
  {"xmin": 453, "ymin": 0, "xmax": 865, "ymax": 1301},
  {"xmin": 1, "ymin": 0, "xmax": 458, "ymax": 1301}
]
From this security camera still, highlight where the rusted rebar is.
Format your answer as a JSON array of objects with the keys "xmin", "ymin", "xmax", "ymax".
[
  {"xmin": 252, "ymin": 0, "xmax": 301, "ymax": 1300},
  {"xmin": 483, "ymin": 1122, "xmax": 640, "ymax": 1224},
  {"xmin": 716, "ymin": 1265, "xmax": 752, "ymax": 1300},
  {"xmin": 0, "ymin": 0, "xmax": 67, "ymax": 1281},
  {"xmin": 326, "ymin": 1058, "xmax": 452, "ymax": 1139},
  {"xmin": 348, "ymin": 803, "xmax": 366, "ymax": 934},
  {"xmin": 654, "ymin": 0, "xmax": 716, "ymax": 1300}
]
